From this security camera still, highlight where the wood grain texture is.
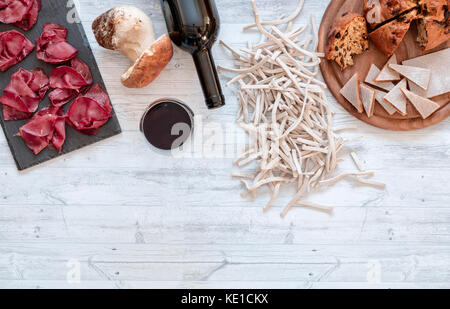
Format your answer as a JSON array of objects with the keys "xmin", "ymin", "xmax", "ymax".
[
  {"xmin": 318, "ymin": 0, "xmax": 450, "ymax": 131},
  {"xmin": 0, "ymin": 0, "xmax": 449, "ymax": 289}
]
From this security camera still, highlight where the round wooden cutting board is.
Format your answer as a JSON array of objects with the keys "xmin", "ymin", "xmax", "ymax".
[{"xmin": 318, "ymin": 0, "xmax": 450, "ymax": 131}]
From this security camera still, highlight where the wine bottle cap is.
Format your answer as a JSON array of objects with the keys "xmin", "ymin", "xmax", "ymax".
[{"xmin": 206, "ymin": 94, "xmax": 226, "ymax": 109}]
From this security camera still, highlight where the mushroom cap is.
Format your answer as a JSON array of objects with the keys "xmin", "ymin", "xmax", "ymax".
[
  {"xmin": 92, "ymin": 6, "xmax": 156, "ymax": 62},
  {"xmin": 121, "ymin": 35, "xmax": 174, "ymax": 89}
]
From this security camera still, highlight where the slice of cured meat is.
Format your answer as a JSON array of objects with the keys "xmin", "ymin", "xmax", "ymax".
[
  {"xmin": 2, "ymin": 104, "xmax": 32, "ymax": 120},
  {"xmin": 48, "ymin": 88, "xmax": 78, "ymax": 107},
  {"xmin": 35, "ymin": 105, "xmax": 66, "ymax": 152},
  {"xmin": 67, "ymin": 97, "xmax": 111, "ymax": 135},
  {"xmin": 50, "ymin": 66, "xmax": 91, "ymax": 90},
  {"xmin": 0, "ymin": 30, "xmax": 35, "ymax": 72},
  {"xmin": 36, "ymin": 23, "xmax": 78, "ymax": 64},
  {"xmin": 67, "ymin": 84, "xmax": 112, "ymax": 135},
  {"xmin": 0, "ymin": 0, "xmax": 34, "ymax": 24},
  {"xmin": 17, "ymin": 105, "xmax": 66, "ymax": 154},
  {"xmin": 29, "ymin": 68, "xmax": 50, "ymax": 99},
  {"xmin": 70, "ymin": 57, "xmax": 93, "ymax": 85},
  {"xmin": 49, "ymin": 58, "xmax": 92, "ymax": 106},
  {"xmin": 43, "ymin": 22, "xmax": 67, "ymax": 38},
  {"xmin": 0, "ymin": 67, "xmax": 49, "ymax": 120},
  {"xmin": 13, "ymin": 0, "xmax": 41, "ymax": 31},
  {"xmin": 1, "ymin": 69, "xmax": 40, "ymax": 114},
  {"xmin": 49, "ymin": 58, "xmax": 92, "ymax": 90},
  {"xmin": 17, "ymin": 112, "xmax": 56, "ymax": 155},
  {"xmin": 52, "ymin": 110, "xmax": 66, "ymax": 152},
  {"xmin": 83, "ymin": 83, "xmax": 112, "ymax": 114}
]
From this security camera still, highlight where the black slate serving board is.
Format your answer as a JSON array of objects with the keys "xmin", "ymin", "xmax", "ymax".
[{"xmin": 0, "ymin": 0, "xmax": 122, "ymax": 170}]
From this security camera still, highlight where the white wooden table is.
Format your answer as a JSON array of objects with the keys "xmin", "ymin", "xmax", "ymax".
[{"xmin": 0, "ymin": 0, "xmax": 449, "ymax": 289}]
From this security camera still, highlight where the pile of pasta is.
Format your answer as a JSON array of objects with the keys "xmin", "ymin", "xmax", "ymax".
[{"xmin": 219, "ymin": 0, "xmax": 386, "ymax": 217}]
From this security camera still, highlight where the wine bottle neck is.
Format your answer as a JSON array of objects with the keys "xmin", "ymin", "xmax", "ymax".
[{"xmin": 193, "ymin": 49, "xmax": 225, "ymax": 109}]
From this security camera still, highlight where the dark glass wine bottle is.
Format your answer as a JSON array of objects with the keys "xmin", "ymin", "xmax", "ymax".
[{"xmin": 161, "ymin": 0, "xmax": 225, "ymax": 109}]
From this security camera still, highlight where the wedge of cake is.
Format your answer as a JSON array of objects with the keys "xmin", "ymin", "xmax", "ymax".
[
  {"xmin": 417, "ymin": 0, "xmax": 450, "ymax": 51},
  {"xmin": 364, "ymin": 0, "xmax": 419, "ymax": 30},
  {"xmin": 360, "ymin": 83, "xmax": 376, "ymax": 117},
  {"xmin": 375, "ymin": 54, "xmax": 401, "ymax": 82},
  {"xmin": 389, "ymin": 64, "xmax": 431, "ymax": 90},
  {"xmin": 375, "ymin": 89, "xmax": 397, "ymax": 115},
  {"xmin": 369, "ymin": 9, "xmax": 418, "ymax": 56},
  {"xmin": 402, "ymin": 48, "xmax": 450, "ymax": 98},
  {"xmin": 340, "ymin": 73, "xmax": 363, "ymax": 113},
  {"xmin": 325, "ymin": 12, "xmax": 370, "ymax": 69},
  {"xmin": 365, "ymin": 64, "xmax": 395, "ymax": 91},
  {"xmin": 400, "ymin": 87, "xmax": 440, "ymax": 119},
  {"xmin": 383, "ymin": 78, "xmax": 408, "ymax": 115}
]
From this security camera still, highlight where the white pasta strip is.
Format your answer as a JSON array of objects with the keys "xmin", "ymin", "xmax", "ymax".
[
  {"xmin": 297, "ymin": 137, "xmax": 320, "ymax": 147},
  {"xmin": 294, "ymin": 201, "xmax": 334, "ymax": 215},
  {"xmin": 220, "ymin": 40, "xmax": 250, "ymax": 61},
  {"xmin": 232, "ymin": 173, "xmax": 256, "ymax": 180},
  {"xmin": 244, "ymin": 0, "xmax": 305, "ymax": 30},
  {"xmin": 264, "ymin": 181, "xmax": 282, "ymax": 212},
  {"xmin": 350, "ymin": 152, "xmax": 365, "ymax": 172},
  {"xmin": 271, "ymin": 26, "xmax": 316, "ymax": 59},
  {"xmin": 250, "ymin": 177, "xmax": 291, "ymax": 191},
  {"xmin": 355, "ymin": 176, "xmax": 387, "ymax": 189},
  {"xmin": 319, "ymin": 172, "xmax": 375, "ymax": 186},
  {"xmin": 218, "ymin": 56, "xmax": 271, "ymax": 74}
]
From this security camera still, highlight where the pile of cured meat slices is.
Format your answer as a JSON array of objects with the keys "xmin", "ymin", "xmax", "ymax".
[{"xmin": 0, "ymin": 3, "xmax": 113, "ymax": 155}]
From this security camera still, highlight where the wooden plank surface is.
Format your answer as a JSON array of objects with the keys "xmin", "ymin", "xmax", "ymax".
[{"xmin": 0, "ymin": 0, "xmax": 449, "ymax": 289}]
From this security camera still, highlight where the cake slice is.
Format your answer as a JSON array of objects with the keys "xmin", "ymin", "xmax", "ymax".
[
  {"xmin": 403, "ymin": 48, "xmax": 450, "ymax": 98},
  {"xmin": 375, "ymin": 54, "xmax": 401, "ymax": 82},
  {"xmin": 365, "ymin": 64, "xmax": 395, "ymax": 91},
  {"xmin": 369, "ymin": 9, "xmax": 418, "ymax": 56},
  {"xmin": 364, "ymin": 0, "xmax": 419, "ymax": 30},
  {"xmin": 400, "ymin": 87, "xmax": 440, "ymax": 119},
  {"xmin": 383, "ymin": 78, "xmax": 408, "ymax": 115},
  {"xmin": 340, "ymin": 73, "xmax": 363, "ymax": 113},
  {"xmin": 389, "ymin": 64, "xmax": 431, "ymax": 90},
  {"xmin": 325, "ymin": 12, "xmax": 369, "ymax": 69},
  {"xmin": 417, "ymin": 0, "xmax": 450, "ymax": 51},
  {"xmin": 360, "ymin": 83, "xmax": 376, "ymax": 117},
  {"xmin": 375, "ymin": 89, "xmax": 397, "ymax": 115}
]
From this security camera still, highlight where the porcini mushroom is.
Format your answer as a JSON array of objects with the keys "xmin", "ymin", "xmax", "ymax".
[{"xmin": 92, "ymin": 6, "xmax": 173, "ymax": 88}]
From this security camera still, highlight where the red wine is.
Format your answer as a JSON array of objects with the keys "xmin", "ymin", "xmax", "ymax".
[
  {"xmin": 140, "ymin": 100, "xmax": 194, "ymax": 150},
  {"xmin": 161, "ymin": 0, "xmax": 225, "ymax": 109}
]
